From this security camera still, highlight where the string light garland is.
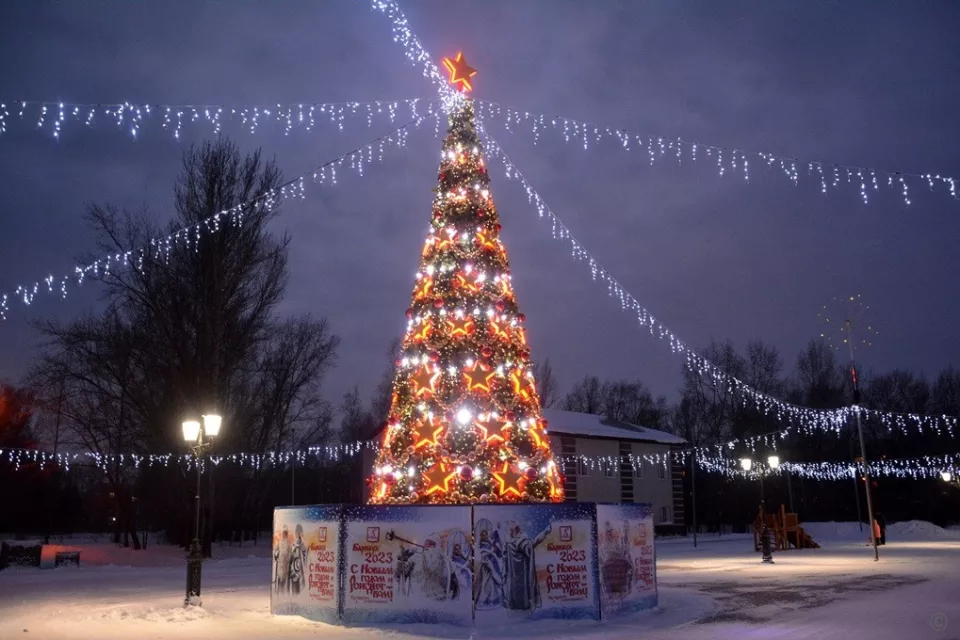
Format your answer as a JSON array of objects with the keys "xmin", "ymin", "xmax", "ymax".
[
  {"xmin": 696, "ymin": 452, "xmax": 960, "ymax": 481},
  {"xmin": 5, "ymin": 444, "xmax": 956, "ymax": 483},
  {"xmin": 368, "ymin": 0, "xmax": 455, "ymax": 105},
  {"xmin": 476, "ymin": 123, "xmax": 959, "ymax": 440},
  {"xmin": 473, "ymin": 100, "xmax": 959, "ymax": 207},
  {"xmin": 0, "ymin": 99, "xmax": 438, "ymax": 140},
  {"xmin": 0, "ymin": 115, "xmax": 435, "ymax": 320}
]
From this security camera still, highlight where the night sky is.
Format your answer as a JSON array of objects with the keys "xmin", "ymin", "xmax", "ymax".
[{"xmin": 1, "ymin": 1, "xmax": 959, "ymax": 410}]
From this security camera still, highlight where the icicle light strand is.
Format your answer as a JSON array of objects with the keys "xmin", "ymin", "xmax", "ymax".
[
  {"xmin": 0, "ymin": 115, "xmax": 434, "ymax": 320},
  {"xmin": 0, "ymin": 99, "xmax": 436, "ymax": 141},
  {"xmin": 474, "ymin": 100, "xmax": 959, "ymax": 207},
  {"xmin": 3, "ymin": 445, "xmax": 956, "ymax": 482},
  {"xmin": 476, "ymin": 124, "xmax": 958, "ymax": 439}
]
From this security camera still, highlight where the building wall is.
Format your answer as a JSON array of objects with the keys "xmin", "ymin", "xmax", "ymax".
[{"xmin": 548, "ymin": 435, "xmax": 677, "ymax": 524}]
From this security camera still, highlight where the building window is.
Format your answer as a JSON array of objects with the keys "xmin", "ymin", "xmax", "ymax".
[
  {"xmin": 660, "ymin": 506, "xmax": 669, "ymax": 524},
  {"xmin": 603, "ymin": 460, "xmax": 616, "ymax": 477},
  {"xmin": 657, "ymin": 462, "xmax": 666, "ymax": 480},
  {"xmin": 577, "ymin": 458, "xmax": 592, "ymax": 477},
  {"xmin": 633, "ymin": 461, "xmax": 645, "ymax": 479}
]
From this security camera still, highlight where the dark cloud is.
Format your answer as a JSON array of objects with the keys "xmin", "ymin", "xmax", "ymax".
[{"xmin": 1, "ymin": 1, "xmax": 958, "ymax": 408}]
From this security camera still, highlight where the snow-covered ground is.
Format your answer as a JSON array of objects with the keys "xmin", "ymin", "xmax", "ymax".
[{"xmin": 1, "ymin": 522, "xmax": 958, "ymax": 639}]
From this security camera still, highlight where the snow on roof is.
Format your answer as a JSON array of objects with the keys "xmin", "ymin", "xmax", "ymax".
[{"xmin": 541, "ymin": 408, "xmax": 686, "ymax": 445}]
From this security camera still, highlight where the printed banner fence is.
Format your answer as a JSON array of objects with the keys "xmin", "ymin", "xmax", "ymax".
[
  {"xmin": 271, "ymin": 505, "xmax": 342, "ymax": 623},
  {"xmin": 595, "ymin": 503, "xmax": 658, "ymax": 615},
  {"xmin": 270, "ymin": 502, "xmax": 656, "ymax": 626}
]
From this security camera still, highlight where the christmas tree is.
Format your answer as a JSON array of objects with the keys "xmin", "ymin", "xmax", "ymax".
[{"xmin": 368, "ymin": 53, "xmax": 564, "ymax": 505}]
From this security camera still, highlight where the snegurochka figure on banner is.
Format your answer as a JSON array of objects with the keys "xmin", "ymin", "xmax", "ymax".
[
  {"xmin": 474, "ymin": 519, "xmax": 504, "ymax": 610},
  {"xmin": 274, "ymin": 523, "xmax": 291, "ymax": 593},
  {"xmin": 447, "ymin": 530, "xmax": 472, "ymax": 600}
]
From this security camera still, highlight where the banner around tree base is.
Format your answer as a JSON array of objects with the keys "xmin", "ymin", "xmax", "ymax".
[{"xmin": 270, "ymin": 502, "xmax": 656, "ymax": 626}]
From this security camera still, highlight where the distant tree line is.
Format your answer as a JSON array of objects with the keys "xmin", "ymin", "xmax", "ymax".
[{"xmin": 532, "ymin": 340, "xmax": 960, "ymax": 529}]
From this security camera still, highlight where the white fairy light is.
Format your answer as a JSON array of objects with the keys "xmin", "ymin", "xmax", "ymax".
[
  {"xmin": 476, "ymin": 122, "xmax": 959, "ymax": 439},
  {"xmin": 472, "ymin": 99, "xmax": 958, "ymax": 207},
  {"xmin": 2, "ymin": 98, "xmax": 437, "ymax": 141},
  {"xmin": 0, "ymin": 114, "xmax": 433, "ymax": 320}
]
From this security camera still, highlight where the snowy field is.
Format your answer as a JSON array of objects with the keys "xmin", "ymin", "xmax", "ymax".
[{"xmin": 1, "ymin": 521, "xmax": 958, "ymax": 640}]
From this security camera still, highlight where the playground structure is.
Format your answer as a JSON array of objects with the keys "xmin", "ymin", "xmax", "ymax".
[{"xmin": 753, "ymin": 504, "xmax": 820, "ymax": 551}]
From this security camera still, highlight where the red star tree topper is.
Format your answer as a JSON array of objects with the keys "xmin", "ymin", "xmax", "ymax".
[{"xmin": 368, "ymin": 55, "xmax": 563, "ymax": 504}]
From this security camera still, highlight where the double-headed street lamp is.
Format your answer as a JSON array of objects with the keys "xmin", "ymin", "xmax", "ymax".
[{"xmin": 182, "ymin": 413, "xmax": 221, "ymax": 607}]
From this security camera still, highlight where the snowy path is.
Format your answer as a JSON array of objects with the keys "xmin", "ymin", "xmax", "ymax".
[{"xmin": 1, "ymin": 527, "xmax": 958, "ymax": 639}]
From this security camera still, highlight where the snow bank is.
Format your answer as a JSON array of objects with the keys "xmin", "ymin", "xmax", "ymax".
[{"xmin": 803, "ymin": 520, "xmax": 960, "ymax": 543}]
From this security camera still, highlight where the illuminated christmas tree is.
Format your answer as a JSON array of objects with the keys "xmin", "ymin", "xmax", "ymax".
[{"xmin": 368, "ymin": 53, "xmax": 563, "ymax": 505}]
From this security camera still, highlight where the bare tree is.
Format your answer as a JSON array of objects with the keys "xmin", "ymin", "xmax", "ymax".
[
  {"xmin": 680, "ymin": 340, "xmax": 746, "ymax": 444},
  {"xmin": 793, "ymin": 339, "xmax": 847, "ymax": 408},
  {"xmin": 562, "ymin": 375, "xmax": 607, "ymax": 414},
  {"xmin": 532, "ymin": 358, "xmax": 559, "ymax": 409},
  {"xmin": 369, "ymin": 337, "xmax": 401, "ymax": 428},
  {"xmin": 30, "ymin": 139, "xmax": 339, "ymax": 546}
]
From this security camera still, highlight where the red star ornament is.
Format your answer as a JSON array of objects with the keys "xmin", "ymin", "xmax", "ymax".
[
  {"xmin": 442, "ymin": 52, "xmax": 477, "ymax": 93},
  {"xmin": 476, "ymin": 414, "xmax": 508, "ymax": 442},
  {"xmin": 412, "ymin": 320, "xmax": 432, "ymax": 343},
  {"xmin": 422, "ymin": 462, "xmax": 456, "ymax": 496},
  {"xmin": 492, "ymin": 461, "xmax": 525, "ymax": 497},
  {"xmin": 410, "ymin": 365, "xmax": 440, "ymax": 397},
  {"xmin": 463, "ymin": 361, "xmax": 496, "ymax": 393},
  {"xmin": 446, "ymin": 315, "xmax": 474, "ymax": 338},
  {"xmin": 510, "ymin": 369, "xmax": 535, "ymax": 401},
  {"xmin": 413, "ymin": 419, "xmax": 445, "ymax": 450}
]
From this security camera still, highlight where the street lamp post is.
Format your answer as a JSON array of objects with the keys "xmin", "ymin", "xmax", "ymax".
[
  {"xmin": 742, "ymin": 456, "xmax": 782, "ymax": 564},
  {"xmin": 943, "ymin": 471, "xmax": 960, "ymax": 488},
  {"xmin": 182, "ymin": 413, "xmax": 221, "ymax": 607}
]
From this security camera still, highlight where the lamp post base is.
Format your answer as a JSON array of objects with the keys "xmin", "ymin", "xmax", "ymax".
[{"xmin": 185, "ymin": 538, "xmax": 204, "ymax": 607}]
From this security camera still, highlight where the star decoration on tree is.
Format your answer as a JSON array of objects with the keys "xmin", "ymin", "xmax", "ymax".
[
  {"xmin": 442, "ymin": 52, "xmax": 477, "ymax": 93},
  {"xmin": 413, "ymin": 418, "xmax": 445, "ymax": 450},
  {"xmin": 488, "ymin": 319, "xmax": 510, "ymax": 340},
  {"xmin": 422, "ymin": 462, "xmax": 456, "ymax": 496},
  {"xmin": 410, "ymin": 365, "xmax": 440, "ymax": 397},
  {"xmin": 476, "ymin": 414, "xmax": 508, "ymax": 442},
  {"xmin": 446, "ymin": 315, "xmax": 474, "ymax": 338},
  {"xmin": 455, "ymin": 272, "xmax": 481, "ymax": 293},
  {"xmin": 412, "ymin": 320, "xmax": 432, "ymax": 343},
  {"xmin": 510, "ymin": 369, "xmax": 535, "ymax": 401},
  {"xmin": 414, "ymin": 277, "xmax": 434, "ymax": 300},
  {"xmin": 463, "ymin": 361, "xmax": 496, "ymax": 393},
  {"xmin": 492, "ymin": 461, "xmax": 525, "ymax": 497}
]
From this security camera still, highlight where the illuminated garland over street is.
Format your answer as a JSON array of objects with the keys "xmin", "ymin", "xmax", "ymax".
[
  {"xmin": 4, "ymin": 445, "xmax": 956, "ymax": 482},
  {"xmin": 7, "ymin": 95, "xmax": 957, "ymax": 209},
  {"xmin": 0, "ymin": 99, "xmax": 437, "ymax": 140},
  {"xmin": 473, "ymin": 101, "xmax": 958, "ymax": 207},
  {"xmin": 476, "ymin": 125, "xmax": 959, "ymax": 440},
  {"xmin": 696, "ymin": 453, "xmax": 960, "ymax": 481},
  {"xmin": 0, "ymin": 116, "xmax": 433, "ymax": 320}
]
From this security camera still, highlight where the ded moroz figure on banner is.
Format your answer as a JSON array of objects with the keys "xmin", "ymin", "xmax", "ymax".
[{"xmin": 503, "ymin": 519, "xmax": 551, "ymax": 612}]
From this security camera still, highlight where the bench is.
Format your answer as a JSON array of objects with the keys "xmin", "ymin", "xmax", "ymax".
[{"xmin": 54, "ymin": 551, "xmax": 80, "ymax": 567}]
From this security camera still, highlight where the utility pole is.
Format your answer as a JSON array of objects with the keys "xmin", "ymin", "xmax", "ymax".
[
  {"xmin": 691, "ymin": 452, "xmax": 698, "ymax": 548},
  {"xmin": 846, "ymin": 319, "xmax": 878, "ymax": 561}
]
